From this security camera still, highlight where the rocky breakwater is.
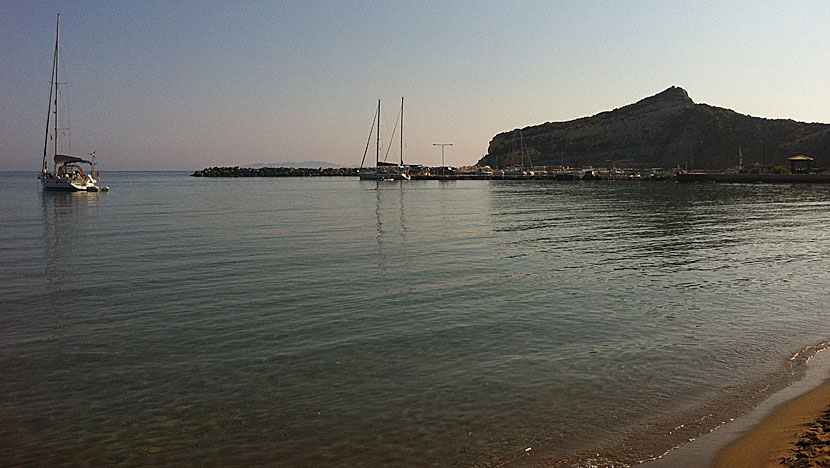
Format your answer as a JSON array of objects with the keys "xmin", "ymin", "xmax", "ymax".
[{"xmin": 191, "ymin": 166, "xmax": 359, "ymax": 177}]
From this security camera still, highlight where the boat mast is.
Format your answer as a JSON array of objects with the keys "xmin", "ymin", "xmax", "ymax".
[
  {"xmin": 376, "ymin": 99, "xmax": 380, "ymax": 167},
  {"xmin": 519, "ymin": 130, "xmax": 524, "ymax": 168},
  {"xmin": 400, "ymin": 97, "xmax": 404, "ymax": 166},
  {"xmin": 42, "ymin": 14, "xmax": 60, "ymax": 174},
  {"xmin": 54, "ymin": 13, "xmax": 60, "ymax": 168}
]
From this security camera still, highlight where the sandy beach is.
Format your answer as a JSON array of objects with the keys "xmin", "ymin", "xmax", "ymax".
[
  {"xmin": 712, "ymin": 379, "xmax": 830, "ymax": 467},
  {"xmin": 640, "ymin": 349, "xmax": 830, "ymax": 468}
]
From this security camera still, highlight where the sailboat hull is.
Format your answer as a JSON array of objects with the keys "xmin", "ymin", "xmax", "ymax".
[
  {"xmin": 359, "ymin": 171, "xmax": 394, "ymax": 181},
  {"xmin": 41, "ymin": 176, "xmax": 82, "ymax": 191},
  {"xmin": 39, "ymin": 174, "xmax": 99, "ymax": 191},
  {"xmin": 358, "ymin": 170, "xmax": 410, "ymax": 181}
]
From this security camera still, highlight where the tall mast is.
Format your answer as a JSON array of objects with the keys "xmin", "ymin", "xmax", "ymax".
[
  {"xmin": 376, "ymin": 99, "xmax": 380, "ymax": 167},
  {"xmin": 400, "ymin": 97, "xmax": 404, "ymax": 166},
  {"xmin": 54, "ymin": 13, "xmax": 60, "ymax": 163},
  {"xmin": 43, "ymin": 14, "xmax": 60, "ymax": 173}
]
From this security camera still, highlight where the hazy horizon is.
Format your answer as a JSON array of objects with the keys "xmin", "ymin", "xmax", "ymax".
[{"xmin": 3, "ymin": 0, "xmax": 830, "ymax": 171}]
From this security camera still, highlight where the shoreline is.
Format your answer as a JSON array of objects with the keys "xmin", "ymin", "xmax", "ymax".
[
  {"xmin": 713, "ymin": 378, "xmax": 830, "ymax": 467},
  {"xmin": 641, "ymin": 347, "xmax": 830, "ymax": 468}
]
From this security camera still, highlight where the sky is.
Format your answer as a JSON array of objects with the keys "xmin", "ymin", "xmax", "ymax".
[{"xmin": 2, "ymin": 0, "xmax": 830, "ymax": 171}]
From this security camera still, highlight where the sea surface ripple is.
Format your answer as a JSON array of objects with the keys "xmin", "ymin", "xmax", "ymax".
[{"xmin": 1, "ymin": 172, "xmax": 829, "ymax": 467}]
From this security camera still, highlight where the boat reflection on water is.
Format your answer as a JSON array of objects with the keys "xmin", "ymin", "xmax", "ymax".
[
  {"xmin": 40, "ymin": 190, "xmax": 106, "ymax": 309},
  {"xmin": 372, "ymin": 181, "xmax": 409, "ymax": 278}
]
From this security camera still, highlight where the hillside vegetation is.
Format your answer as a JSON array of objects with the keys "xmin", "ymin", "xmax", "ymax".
[{"xmin": 478, "ymin": 87, "xmax": 830, "ymax": 169}]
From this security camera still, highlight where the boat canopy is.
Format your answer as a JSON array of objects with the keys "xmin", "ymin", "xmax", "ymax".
[{"xmin": 54, "ymin": 154, "xmax": 93, "ymax": 165}]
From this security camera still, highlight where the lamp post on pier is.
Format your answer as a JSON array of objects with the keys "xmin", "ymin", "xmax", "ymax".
[{"xmin": 433, "ymin": 143, "xmax": 453, "ymax": 175}]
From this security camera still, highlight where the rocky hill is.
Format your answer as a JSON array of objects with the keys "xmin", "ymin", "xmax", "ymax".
[{"xmin": 478, "ymin": 87, "xmax": 830, "ymax": 169}]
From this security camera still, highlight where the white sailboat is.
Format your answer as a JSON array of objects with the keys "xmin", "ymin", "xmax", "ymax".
[
  {"xmin": 358, "ymin": 98, "xmax": 411, "ymax": 181},
  {"xmin": 504, "ymin": 129, "xmax": 534, "ymax": 176},
  {"xmin": 38, "ymin": 14, "xmax": 108, "ymax": 192}
]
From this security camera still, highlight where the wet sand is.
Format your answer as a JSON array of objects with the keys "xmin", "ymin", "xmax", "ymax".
[
  {"xmin": 712, "ymin": 379, "xmax": 830, "ymax": 467},
  {"xmin": 642, "ymin": 349, "xmax": 830, "ymax": 468}
]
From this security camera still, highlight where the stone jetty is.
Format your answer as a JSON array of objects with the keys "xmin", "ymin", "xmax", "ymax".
[
  {"xmin": 190, "ymin": 166, "xmax": 671, "ymax": 180},
  {"xmin": 192, "ymin": 166, "xmax": 359, "ymax": 177},
  {"xmin": 677, "ymin": 173, "xmax": 830, "ymax": 183},
  {"xmin": 191, "ymin": 166, "xmax": 830, "ymax": 183}
]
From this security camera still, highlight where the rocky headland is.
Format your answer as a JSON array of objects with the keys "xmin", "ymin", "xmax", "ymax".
[{"xmin": 479, "ymin": 86, "xmax": 830, "ymax": 169}]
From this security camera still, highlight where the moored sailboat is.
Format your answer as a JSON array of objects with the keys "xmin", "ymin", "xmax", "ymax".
[
  {"xmin": 504, "ymin": 129, "xmax": 534, "ymax": 176},
  {"xmin": 358, "ymin": 98, "xmax": 411, "ymax": 181},
  {"xmin": 38, "ymin": 14, "xmax": 108, "ymax": 192}
]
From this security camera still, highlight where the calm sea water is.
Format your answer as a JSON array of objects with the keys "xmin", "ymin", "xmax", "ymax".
[{"xmin": 2, "ymin": 171, "xmax": 830, "ymax": 467}]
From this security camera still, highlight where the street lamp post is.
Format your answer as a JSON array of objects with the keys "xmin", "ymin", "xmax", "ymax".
[{"xmin": 433, "ymin": 143, "xmax": 453, "ymax": 175}]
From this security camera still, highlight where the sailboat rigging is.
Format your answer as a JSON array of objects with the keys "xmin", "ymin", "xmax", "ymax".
[
  {"xmin": 505, "ymin": 129, "xmax": 534, "ymax": 175},
  {"xmin": 358, "ymin": 98, "xmax": 411, "ymax": 181}
]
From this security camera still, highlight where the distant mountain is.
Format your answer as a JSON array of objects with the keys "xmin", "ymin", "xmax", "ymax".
[
  {"xmin": 478, "ymin": 86, "xmax": 830, "ymax": 169},
  {"xmin": 245, "ymin": 161, "xmax": 351, "ymax": 169}
]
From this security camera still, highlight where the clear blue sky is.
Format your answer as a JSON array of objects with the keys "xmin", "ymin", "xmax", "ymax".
[{"xmin": 2, "ymin": 0, "xmax": 829, "ymax": 170}]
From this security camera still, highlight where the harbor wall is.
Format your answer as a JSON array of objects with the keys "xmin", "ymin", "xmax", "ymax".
[{"xmin": 677, "ymin": 173, "xmax": 830, "ymax": 183}]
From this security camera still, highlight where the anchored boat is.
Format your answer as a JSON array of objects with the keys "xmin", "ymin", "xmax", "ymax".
[
  {"xmin": 358, "ymin": 98, "xmax": 411, "ymax": 181},
  {"xmin": 38, "ymin": 14, "xmax": 108, "ymax": 192}
]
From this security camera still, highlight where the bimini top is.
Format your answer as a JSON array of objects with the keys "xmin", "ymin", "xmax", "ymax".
[
  {"xmin": 788, "ymin": 155, "xmax": 814, "ymax": 161},
  {"xmin": 54, "ymin": 154, "xmax": 93, "ymax": 165}
]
